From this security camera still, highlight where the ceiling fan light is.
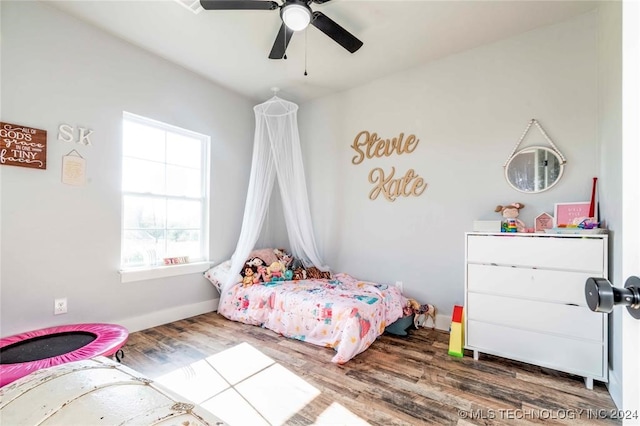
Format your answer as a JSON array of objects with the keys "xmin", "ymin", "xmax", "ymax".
[{"xmin": 282, "ymin": 4, "xmax": 311, "ymax": 31}]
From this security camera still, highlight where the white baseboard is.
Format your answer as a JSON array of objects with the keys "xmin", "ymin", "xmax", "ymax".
[
  {"xmin": 117, "ymin": 298, "xmax": 219, "ymax": 333},
  {"xmin": 413, "ymin": 312, "xmax": 449, "ymax": 332},
  {"xmin": 434, "ymin": 313, "xmax": 450, "ymax": 331}
]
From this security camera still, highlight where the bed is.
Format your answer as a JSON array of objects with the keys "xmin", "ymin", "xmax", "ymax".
[{"xmin": 205, "ymin": 252, "xmax": 405, "ymax": 364}]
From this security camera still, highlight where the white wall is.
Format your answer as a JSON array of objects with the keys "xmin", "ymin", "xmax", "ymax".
[
  {"xmin": 298, "ymin": 12, "xmax": 600, "ymax": 321},
  {"xmin": 0, "ymin": 1, "xmax": 253, "ymax": 336},
  {"xmin": 596, "ymin": 0, "xmax": 623, "ymax": 408},
  {"xmin": 0, "ymin": 1, "xmax": 612, "ymax": 343}
]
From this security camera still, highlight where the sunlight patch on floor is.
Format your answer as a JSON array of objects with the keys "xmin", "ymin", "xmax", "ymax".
[
  {"xmin": 205, "ymin": 342, "xmax": 275, "ymax": 385},
  {"xmin": 155, "ymin": 358, "xmax": 229, "ymax": 404},
  {"xmin": 313, "ymin": 402, "xmax": 371, "ymax": 425},
  {"xmin": 200, "ymin": 388, "xmax": 270, "ymax": 426},
  {"xmin": 154, "ymin": 342, "xmax": 368, "ymax": 425},
  {"xmin": 235, "ymin": 363, "xmax": 321, "ymax": 425}
]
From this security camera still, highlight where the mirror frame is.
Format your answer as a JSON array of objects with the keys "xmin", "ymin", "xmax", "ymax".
[{"xmin": 504, "ymin": 146, "xmax": 565, "ymax": 194}]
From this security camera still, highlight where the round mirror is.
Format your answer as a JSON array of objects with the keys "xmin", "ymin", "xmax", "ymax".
[{"xmin": 505, "ymin": 146, "xmax": 564, "ymax": 193}]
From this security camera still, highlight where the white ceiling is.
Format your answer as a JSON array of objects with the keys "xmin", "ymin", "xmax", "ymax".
[{"xmin": 46, "ymin": 0, "xmax": 598, "ymax": 103}]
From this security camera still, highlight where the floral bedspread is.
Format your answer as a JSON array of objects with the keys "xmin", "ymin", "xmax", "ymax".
[{"xmin": 217, "ymin": 273, "xmax": 405, "ymax": 363}]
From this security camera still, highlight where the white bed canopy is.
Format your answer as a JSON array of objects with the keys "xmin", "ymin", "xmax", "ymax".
[{"xmin": 220, "ymin": 95, "xmax": 328, "ymax": 304}]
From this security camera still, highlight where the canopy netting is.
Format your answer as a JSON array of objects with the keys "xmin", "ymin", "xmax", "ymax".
[{"xmin": 219, "ymin": 96, "xmax": 328, "ymax": 306}]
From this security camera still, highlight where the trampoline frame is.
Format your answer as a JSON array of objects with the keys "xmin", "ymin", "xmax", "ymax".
[{"xmin": 0, "ymin": 323, "xmax": 128, "ymax": 388}]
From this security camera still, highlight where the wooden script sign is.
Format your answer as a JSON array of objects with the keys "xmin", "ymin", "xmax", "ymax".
[
  {"xmin": 0, "ymin": 122, "xmax": 47, "ymax": 170},
  {"xmin": 351, "ymin": 130, "xmax": 427, "ymax": 202}
]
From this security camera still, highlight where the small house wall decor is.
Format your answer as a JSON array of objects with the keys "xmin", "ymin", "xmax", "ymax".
[
  {"xmin": 535, "ymin": 212, "xmax": 554, "ymax": 232},
  {"xmin": 0, "ymin": 122, "xmax": 47, "ymax": 170}
]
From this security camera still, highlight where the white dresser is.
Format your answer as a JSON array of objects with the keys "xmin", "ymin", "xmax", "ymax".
[{"xmin": 464, "ymin": 232, "xmax": 608, "ymax": 389}]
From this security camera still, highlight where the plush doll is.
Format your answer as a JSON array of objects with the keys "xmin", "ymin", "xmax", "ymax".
[
  {"xmin": 256, "ymin": 265, "xmax": 270, "ymax": 283},
  {"xmin": 495, "ymin": 202, "xmax": 525, "ymax": 232},
  {"xmin": 245, "ymin": 257, "xmax": 265, "ymax": 268},
  {"xmin": 268, "ymin": 261, "xmax": 284, "ymax": 281},
  {"xmin": 242, "ymin": 267, "xmax": 255, "ymax": 287}
]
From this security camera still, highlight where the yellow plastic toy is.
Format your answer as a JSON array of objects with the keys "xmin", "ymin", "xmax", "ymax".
[{"xmin": 448, "ymin": 305, "xmax": 464, "ymax": 357}]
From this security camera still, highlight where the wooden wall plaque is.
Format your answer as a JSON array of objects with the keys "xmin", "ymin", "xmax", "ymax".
[{"xmin": 0, "ymin": 122, "xmax": 47, "ymax": 170}]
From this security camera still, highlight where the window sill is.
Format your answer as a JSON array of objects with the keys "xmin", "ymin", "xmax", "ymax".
[{"xmin": 120, "ymin": 261, "xmax": 213, "ymax": 283}]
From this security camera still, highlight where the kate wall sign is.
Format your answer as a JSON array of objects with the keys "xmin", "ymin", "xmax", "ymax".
[{"xmin": 351, "ymin": 130, "xmax": 428, "ymax": 202}]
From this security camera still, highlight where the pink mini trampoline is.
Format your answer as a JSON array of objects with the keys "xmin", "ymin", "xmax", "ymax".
[{"xmin": 0, "ymin": 323, "xmax": 128, "ymax": 388}]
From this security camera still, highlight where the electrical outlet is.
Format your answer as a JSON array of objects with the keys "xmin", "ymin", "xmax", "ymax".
[
  {"xmin": 54, "ymin": 298, "xmax": 67, "ymax": 315},
  {"xmin": 395, "ymin": 281, "xmax": 403, "ymax": 293}
]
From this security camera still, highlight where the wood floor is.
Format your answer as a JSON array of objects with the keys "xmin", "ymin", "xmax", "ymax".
[{"xmin": 121, "ymin": 312, "xmax": 619, "ymax": 426}]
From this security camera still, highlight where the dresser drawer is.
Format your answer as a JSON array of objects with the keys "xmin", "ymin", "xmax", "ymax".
[
  {"xmin": 467, "ymin": 264, "xmax": 599, "ymax": 306},
  {"xmin": 467, "ymin": 235, "xmax": 605, "ymax": 273},
  {"xmin": 467, "ymin": 320, "xmax": 604, "ymax": 379},
  {"xmin": 467, "ymin": 293, "xmax": 603, "ymax": 341}
]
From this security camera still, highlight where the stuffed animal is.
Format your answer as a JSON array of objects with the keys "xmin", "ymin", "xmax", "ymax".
[
  {"xmin": 495, "ymin": 202, "xmax": 525, "ymax": 232},
  {"xmin": 306, "ymin": 266, "xmax": 332, "ymax": 280},
  {"xmin": 290, "ymin": 258, "xmax": 304, "ymax": 270},
  {"xmin": 293, "ymin": 267, "xmax": 306, "ymax": 280},
  {"xmin": 274, "ymin": 248, "xmax": 293, "ymax": 269},
  {"xmin": 414, "ymin": 304, "xmax": 437, "ymax": 329}
]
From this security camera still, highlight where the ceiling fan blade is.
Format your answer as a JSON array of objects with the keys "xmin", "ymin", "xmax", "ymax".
[
  {"xmin": 200, "ymin": 0, "xmax": 278, "ymax": 10},
  {"xmin": 311, "ymin": 11, "xmax": 363, "ymax": 53},
  {"xmin": 312, "ymin": 0, "xmax": 332, "ymax": 3},
  {"xmin": 269, "ymin": 23, "xmax": 295, "ymax": 59}
]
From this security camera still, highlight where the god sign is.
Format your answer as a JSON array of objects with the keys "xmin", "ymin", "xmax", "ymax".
[{"xmin": 0, "ymin": 122, "xmax": 47, "ymax": 170}]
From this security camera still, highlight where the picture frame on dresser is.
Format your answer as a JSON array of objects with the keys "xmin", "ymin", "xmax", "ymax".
[{"xmin": 554, "ymin": 201, "xmax": 592, "ymax": 227}]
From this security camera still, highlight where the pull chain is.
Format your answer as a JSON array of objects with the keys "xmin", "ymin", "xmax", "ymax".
[
  {"xmin": 304, "ymin": 27, "xmax": 308, "ymax": 76},
  {"xmin": 283, "ymin": 26, "xmax": 287, "ymax": 60}
]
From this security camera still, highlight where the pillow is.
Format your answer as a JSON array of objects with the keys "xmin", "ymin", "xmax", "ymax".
[
  {"xmin": 248, "ymin": 248, "xmax": 279, "ymax": 266},
  {"xmin": 203, "ymin": 260, "xmax": 241, "ymax": 292}
]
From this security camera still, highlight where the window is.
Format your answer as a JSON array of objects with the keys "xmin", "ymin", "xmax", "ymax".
[{"xmin": 121, "ymin": 112, "xmax": 210, "ymax": 271}]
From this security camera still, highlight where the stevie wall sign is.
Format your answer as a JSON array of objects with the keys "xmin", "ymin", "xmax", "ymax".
[{"xmin": 351, "ymin": 130, "xmax": 427, "ymax": 202}]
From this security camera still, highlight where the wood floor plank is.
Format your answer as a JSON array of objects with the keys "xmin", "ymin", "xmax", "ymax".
[{"xmin": 120, "ymin": 312, "xmax": 619, "ymax": 425}]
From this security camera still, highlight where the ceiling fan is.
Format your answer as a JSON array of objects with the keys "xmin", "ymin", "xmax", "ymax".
[{"xmin": 200, "ymin": 0, "xmax": 363, "ymax": 59}]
